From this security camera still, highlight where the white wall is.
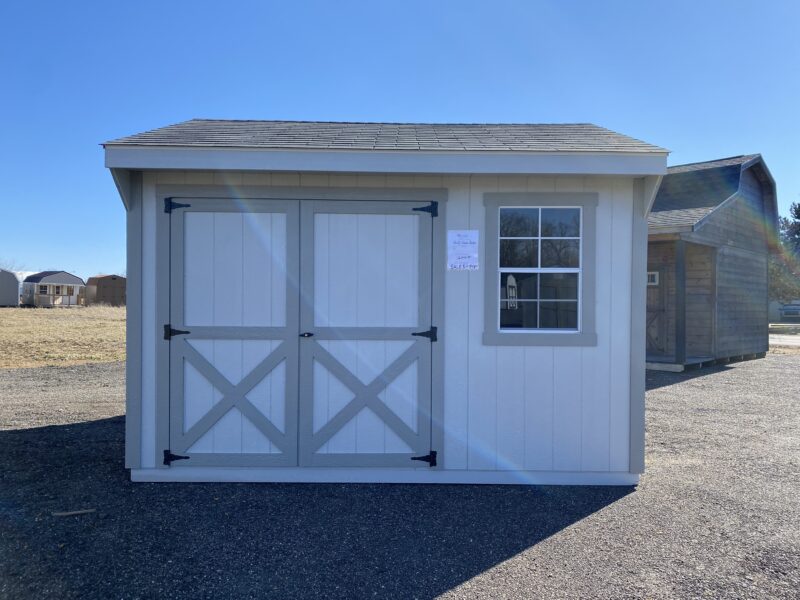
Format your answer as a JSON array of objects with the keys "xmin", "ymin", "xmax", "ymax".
[{"xmin": 138, "ymin": 171, "xmax": 634, "ymax": 476}]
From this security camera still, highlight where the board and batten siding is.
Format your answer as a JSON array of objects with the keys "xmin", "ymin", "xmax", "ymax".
[{"xmin": 136, "ymin": 171, "xmax": 636, "ymax": 476}]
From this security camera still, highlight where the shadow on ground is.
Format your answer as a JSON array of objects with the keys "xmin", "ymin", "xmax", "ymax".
[
  {"xmin": 645, "ymin": 363, "xmax": 734, "ymax": 391},
  {"xmin": 0, "ymin": 417, "xmax": 631, "ymax": 599}
]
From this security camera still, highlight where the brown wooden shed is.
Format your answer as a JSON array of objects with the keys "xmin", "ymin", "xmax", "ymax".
[
  {"xmin": 85, "ymin": 274, "xmax": 126, "ymax": 306},
  {"xmin": 646, "ymin": 155, "xmax": 777, "ymax": 371}
]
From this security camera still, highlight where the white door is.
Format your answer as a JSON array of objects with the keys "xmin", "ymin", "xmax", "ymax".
[
  {"xmin": 165, "ymin": 197, "xmax": 436, "ymax": 469},
  {"xmin": 298, "ymin": 201, "xmax": 434, "ymax": 467},
  {"xmin": 167, "ymin": 199, "xmax": 299, "ymax": 467}
]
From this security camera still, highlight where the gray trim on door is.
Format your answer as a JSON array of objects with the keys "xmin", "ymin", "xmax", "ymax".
[
  {"xmin": 163, "ymin": 197, "xmax": 300, "ymax": 467},
  {"xmin": 298, "ymin": 200, "xmax": 435, "ymax": 468},
  {"xmin": 153, "ymin": 185, "xmax": 447, "ymax": 470},
  {"xmin": 629, "ymin": 180, "xmax": 647, "ymax": 474},
  {"xmin": 482, "ymin": 192, "xmax": 598, "ymax": 347},
  {"xmin": 125, "ymin": 171, "xmax": 142, "ymax": 469}
]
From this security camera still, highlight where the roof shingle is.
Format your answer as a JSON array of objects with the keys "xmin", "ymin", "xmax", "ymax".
[{"xmin": 104, "ymin": 119, "xmax": 667, "ymax": 153}]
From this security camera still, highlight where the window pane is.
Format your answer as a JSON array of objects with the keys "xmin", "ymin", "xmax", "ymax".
[
  {"xmin": 500, "ymin": 208, "xmax": 539, "ymax": 237},
  {"xmin": 541, "ymin": 208, "xmax": 580, "ymax": 237},
  {"xmin": 541, "ymin": 239, "xmax": 579, "ymax": 268},
  {"xmin": 501, "ymin": 272, "xmax": 538, "ymax": 301},
  {"xmin": 500, "ymin": 239, "xmax": 538, "ymax": 268},
  {"xmin": 540, "ymin": 273, "xmax": 578, "ymax": 300},
  {"xmin": 539, "ymin": 301, "xmax": 578, "ymax": 329},
  {"xmin": 501, "ymin": 301, "xmax": 538, "ymax": 329}
]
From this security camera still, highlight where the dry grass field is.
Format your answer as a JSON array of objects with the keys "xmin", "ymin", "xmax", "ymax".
[{"xmin": 0, "ymin": 306, "xmax": 126, "ymax": 368}]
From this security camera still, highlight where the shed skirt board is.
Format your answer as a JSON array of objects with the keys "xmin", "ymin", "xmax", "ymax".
[
  {"xmin": 132, "ymin": 468, "xmax": 640, "ymax": 486},
  {"xmin": 165, "ymin": 197, "xmax": 435, "ymax": 470}
]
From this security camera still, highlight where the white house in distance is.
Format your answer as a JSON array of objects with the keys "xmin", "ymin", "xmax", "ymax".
[
  {"xmin": 21, "ymin": 271, "xmax": 85, "ymax": 307},
  {"xmin": 105, "ymin": 120, "xmax": 666, "ymax": 485},
  {"xmin": 0, "ymin": 269, "xmax": 19, "ymax": 306}
]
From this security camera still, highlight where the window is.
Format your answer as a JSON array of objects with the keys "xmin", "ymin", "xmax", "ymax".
[
  {"xmin": 66, "ymin": 286, "xmax": 74, "ymax": 295},
  {"xmin": 483, "ymin": 193, "xmax": 598, "ymax": 347},
  {"xmin": 499, "ymin": 207, "xmax": 581, "ymax": 330},
  {"xmin": 646, "ymin": 272, "xmax": 659, "ymax": 286},
  {"xmin": 54, "ymin": 285, "xmax": 62, "ymax": 295},
  {"xmin": 38, "ymin": 285, "xmax": 48, "ymax": 295}
]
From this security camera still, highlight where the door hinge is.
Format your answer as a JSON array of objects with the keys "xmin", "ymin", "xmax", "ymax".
[
  {"xmin": 411, "ymin": 450, "xmax": 437, "ymax": 467},
  {"xmin": 164, "ymin": 325, "xmax": 191, "ymax": 340},
  {"xmin": 412, "ymin": 201, "xmax": 438, "ymax": 218},
  {"xmin": 163, "ymin": 450, "xmax": 190, "ymax": 466},
  {"xmin": 164, "ymin": 198, "xmax": 191, "ymax": 213},
  {"xmin": 411, "ymin": 326, "xmax": 437, "ymax": 342}
]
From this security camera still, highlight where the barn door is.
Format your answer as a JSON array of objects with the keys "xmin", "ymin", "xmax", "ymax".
[
  {"xmin": 646, "ymin": 267, "xmax": 667, "ymax": 356},
  {"xmin": 166, "ymin": 199, "xmax": 299, "ymax": 467},
  {"xmin": 298, "ymin": 201, "xmax": 435, "ymax": 467}
]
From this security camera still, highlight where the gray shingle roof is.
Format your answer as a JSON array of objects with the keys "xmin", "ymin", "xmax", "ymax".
[
  {"xmin": 105, "ymin": 120, "xmax": 667, "ymax": 153},
  {"xmin": 23, "ymin": 271, "xmax": 84, "ymax": 285},
  {"xmin": 648, "ymin": 155, "xmax": 760, "ymax": 231}
]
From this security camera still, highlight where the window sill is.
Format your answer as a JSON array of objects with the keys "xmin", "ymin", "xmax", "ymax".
[{"xmin": 482, "ymin": 330, "xmax": 598, "ymax": 347}]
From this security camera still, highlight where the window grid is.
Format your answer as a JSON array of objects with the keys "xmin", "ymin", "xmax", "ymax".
[{"xmin": 498, "ymin": 206, "xmax": 582, "ymax": 332}]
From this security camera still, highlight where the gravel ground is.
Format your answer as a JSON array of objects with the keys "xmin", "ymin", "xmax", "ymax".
[{"xmin": 1, "ymin": 357, "xmax": 798, "ymax": 599}]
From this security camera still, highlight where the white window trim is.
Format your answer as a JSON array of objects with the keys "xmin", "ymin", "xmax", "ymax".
[
  {"xmin": 647, "ymin": 271, "xmax": 659, "ymax": 286},
  {"xmin": 483, "ymin": 193, "xmax": 598, "ymax": 347}
]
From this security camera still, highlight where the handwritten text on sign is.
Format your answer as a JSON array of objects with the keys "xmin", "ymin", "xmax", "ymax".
[{"xmin": 447, "ymin": 230, "xmax": 479, "ymax": 270}]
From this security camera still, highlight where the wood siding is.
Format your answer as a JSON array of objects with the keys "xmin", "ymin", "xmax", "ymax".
[
  {"xmin": 137, "ymin": 170, "xmax": 638, "ymax": 474},
  {"xmin": 685, "ymin": 244, "xmax": 714, "ymax": 357}
]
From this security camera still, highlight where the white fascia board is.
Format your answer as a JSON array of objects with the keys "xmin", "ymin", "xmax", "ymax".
[{"xmin": 105, "ymin": 145, "xmax": 668, "ymax": 176}]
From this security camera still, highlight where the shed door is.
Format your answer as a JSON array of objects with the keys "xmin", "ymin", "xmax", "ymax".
[
  {"xmin": 166, "ymin": 197, "xmax": 435, "ymax": 469},
  {"xmin": 168, "ymin": 199, "xmax": 299, "ymax": 466},
  {"xmin": 646, "ymin": 267, "xmax": 667, "ymax": 356},
  {"xmin": 299, "ymin": 201, "xmax": 434, "ymax": 467}
]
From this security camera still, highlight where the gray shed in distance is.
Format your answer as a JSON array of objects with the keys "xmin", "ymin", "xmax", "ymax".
[
  {"xmin": 85, "ymin": 275, "xmax": 126, "ymax": 306},
  {"xmin": 646, "ymin": 155, "xmax": 777, "ymax": 371},
  {"xmin": 0, "ymin": 269, "xmax": 19, "ymax": 306}
]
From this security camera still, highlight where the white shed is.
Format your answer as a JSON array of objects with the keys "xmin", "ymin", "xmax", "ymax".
[
  {"xmin": 105, "ymin": 120, "xmax": 666, "ymax": 485},
  {"xmin": 0, "ymin": 269, "xmax": 20, "ymax": 306},
  {"xmin": 21, "ymin": 271, "xmax": 85, "ymax": 307}
]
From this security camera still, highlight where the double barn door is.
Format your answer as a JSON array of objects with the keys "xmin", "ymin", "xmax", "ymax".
[{"xmin": 166, "ymin": 198, "xmax": 434, "ymax": 468}]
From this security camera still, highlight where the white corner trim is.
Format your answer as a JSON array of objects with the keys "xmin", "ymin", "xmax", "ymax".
[
  {"xmin": 643, "ymin": 175, "xmax": 663, "ymax": 215},
  {"xmin": 105, "ymin": 146, "xmax": 668, "ymax": 177},
  {"xmin": 131, "ymin": 467, "xmax": 640, "ymax": 486}
]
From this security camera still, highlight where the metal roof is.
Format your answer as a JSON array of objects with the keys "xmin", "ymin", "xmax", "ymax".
[
  {"xmin": 648, "ymin": 155, "xmax": 762, "ymax": 231},
  {"xmin": 105, "ymin": 119, "xmax": 667, "ymax": 153}
]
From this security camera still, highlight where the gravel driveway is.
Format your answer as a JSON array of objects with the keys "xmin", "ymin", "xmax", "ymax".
[{"xmin": 1, "ymin": 357, "xmax": 798, "ymax": 599}]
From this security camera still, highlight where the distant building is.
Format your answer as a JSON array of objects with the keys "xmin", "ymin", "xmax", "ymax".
[
  {"xmin": 21, "ymin": 271, "xmax": 85, "ymax": 307},
  {"xmin": 647, "ymin": 155, "xmax": 777, "ymax": 371},
  {"xmin": 84, "ymin": 274, "xmax": 126, "ymax": 306},
  {"xmin": 0, "ymin": 269, "xmax": 19, "ymax": 306}
]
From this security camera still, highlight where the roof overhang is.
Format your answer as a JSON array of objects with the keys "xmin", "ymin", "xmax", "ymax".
[{"xmin": 105, "ymin": 145, "xmax": 668, "ymax": 177}]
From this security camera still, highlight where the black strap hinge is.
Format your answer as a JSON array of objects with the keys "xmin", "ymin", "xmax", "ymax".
[
  {"xmin": 410, "ymin": 450, "xmax": 437, "ymax": 467},
  {"xmin": 164, "ymin": 198, "xmax": 191, "ymax": 213},
  {"xmin": 412, "ymin": 201, "xmax": 438, "ymax": 218},
  {"xmin": 164, "ymin": 325, "xmax": 191, "ymax": 340},
  {"xmin": 411, "ymin": 326, "xmax": 437, "ymax": 342},
  {"xmin": 163, "ymin": 450, "xmax": 190, "ymax": 466}
]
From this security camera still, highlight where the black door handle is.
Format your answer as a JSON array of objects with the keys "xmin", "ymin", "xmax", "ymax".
[{"xmin": 300, "ymin": 332, "xmax": 314, "ymax": 337}]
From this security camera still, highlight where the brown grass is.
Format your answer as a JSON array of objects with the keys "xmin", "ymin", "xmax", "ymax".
[{"xmin": 0, "ymin": 306, "xmax": 126, "ymax": 368}]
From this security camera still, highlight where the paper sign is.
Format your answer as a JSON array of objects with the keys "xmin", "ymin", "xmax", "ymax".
[{"xmin": 447, "ymin": 230, "xmax": 479, "ymax": 270}]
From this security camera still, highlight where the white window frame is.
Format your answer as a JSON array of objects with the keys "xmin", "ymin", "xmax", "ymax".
[
  {"xmin": 646, "ymin": 271, "xmax": 659, "ymax": 286},
  {"xmin": 38, "ymin": 285, "xmax": 48, "ymax": 295},
  {"xmin": 483, "ymin": 193, "xmax": 598, "ymax": 347}
]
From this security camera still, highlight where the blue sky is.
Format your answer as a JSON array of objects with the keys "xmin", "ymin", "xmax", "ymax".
[{"xmin": 1, "ymin": 0, "xmax": 798, "ymax": 279}]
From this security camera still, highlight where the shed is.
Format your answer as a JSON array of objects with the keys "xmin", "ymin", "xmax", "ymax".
[
  {"xmin": 646, "ymin": 155, "xmax": 777, "ymax": 371},
  {"xmin": 105, "ymin": 119, "xmax": 666, "ymax": 485},
  {"xmin": 21, "ymin": 271, "xmax": 85, "ymax": 307},
  {"xmin": 85, "ymin": 274, "xmax": 127, "ymax": 306},
  {"xmin": 0, "ymin": 269, "xmax": 19, "ymax": 306}
]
